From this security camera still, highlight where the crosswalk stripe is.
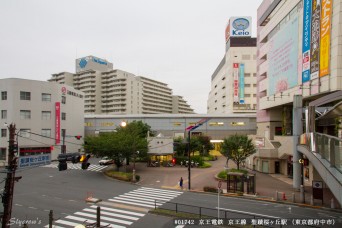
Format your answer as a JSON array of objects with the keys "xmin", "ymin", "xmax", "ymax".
[
  {"xmin": 83, "ymin": 208, "xmax": 139, "ymax": 221},
  {"xmin": 42, "ymin": 163, "xmax": 106, "ymax": 172},
  {"xmin": 74, "ymin": 212, "xmax": 132, "ymax": 225},
  {"xmin": 119, "ymin": 194, "xmax": 169, "ymax": 203},
  {"xmin": 65, "ymin": 215, "xmax": 124, "ymax": 228},
  {"xmin": 55, "ymin": 219, "xmax": 80, "ymax": 227},
  {"xmin": 114, "ymin": 196, "xmax": 162, "ymax": 205},
  {"xmin": 131, "ymin": 191, "xmax": 178, "ymax": 199},
  {"xmin": 44, "ymin": 225, "xmax": 65, "ymax": 228},
  {"xmin": 125, "ymin": 192, "xmax": 175, "ymax": 201},
  {"xmin": 91, "ymin": 205, "xmax": 145, "ymax": 217},
  {"xmin": 140, "ymin": 187, "xmax": 183, "ymax": 194},
  {"xmin": 135, "ymin": 188, "xmax": 182, "ymax": 196},
  {"xmin": 133, "ymin": 190, "xmax": 182, "ymax": 197},
  {"xmin": 108, "ymin": 199, "xmax": 156, "ymax": 208}
]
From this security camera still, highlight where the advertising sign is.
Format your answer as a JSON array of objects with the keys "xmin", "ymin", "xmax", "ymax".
[
  {"xmin": 18, "ymin": 154, "xmax": 51, "ymax": 168},
  {"xmin": 302, "ymin": 0, "xmax": 312, "ymax": 83},
  {"xmin": 228, "ymin": 17, "xmax": 252, "ymax": 38},
  {"xmin": 255, "ymin": 137, "xmax": 265, "ymax": 147},
  {"xmin": 55, "ymin": 102, "xmax": 60, "ymax": 144},
  {"xmin": 268, "ymin": 15, "xmax": 299, "ymax": 95},
  {"xmin": 310, "ymin": 0, "xmax": 321, "ymax": 80},
  {"xmin": 319, "ymin": 0, "xmax": 332, "ymax": 77},
  {"xmin": 233, "ymin": 63, "xmax": 239, "ymax": 104},
  {"xmin": 239, "ymin": 63, "xmax": 245, "ymax": 104}
]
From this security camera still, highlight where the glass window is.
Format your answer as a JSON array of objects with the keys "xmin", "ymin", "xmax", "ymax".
[
  {"xmin": 62, "ymin": 96, "xmax": 66, "ymax": 104},
  {"xmin": 20, "ymin": 91, "xmax": 31, "ymax": 100},
  {"xmin": 41, "ymin": 129, "xmax": 51, "ymax": 137},
  {"xmin": 1, "ymin": 129, "xmax": 7, "ymax": 137},
  {"xmin": 1, "ymin": 91, "xmax": 7, "ymax": 100},
  {"xmin": 42, "ymin": 111, "xmax": 51, "ymax": 120},
  {"xmin": 231, "ymin": 122, "xmax": 245, "ymax": 126},
  {"xmin": 209, "ymin": 122, "xmax": 224, "ymax": 126},
  {"xmin": 20, "ymin": 110, "xmax": 31, "ymax": 119},
  {"xmin": 19, "ymin": 129, "xmax": 30, "ymax": 138},
  {"xmin": 62, "ymin": 112, "xmax": 66, "ymax": 120},
  {"xmin": 42, "ymin": 93, "xmax": 51, "ymax": 102},
  {"xmin": 0, "ymin": 148, "xmax": 6, "ymax": 160},
  {"xmin": 1, "ymin": 110, "xmax": 7, "ymax": 119}
]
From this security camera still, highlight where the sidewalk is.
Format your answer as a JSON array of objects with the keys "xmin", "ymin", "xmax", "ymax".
[{"xmin": 134, "ymin": 155, "xmax": 341, "ymax": 210}]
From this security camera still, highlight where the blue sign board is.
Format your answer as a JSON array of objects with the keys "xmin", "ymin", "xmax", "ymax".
[
  {"xmin": 302, "ymin": 0, "xmax": 312, "ymax": 83},
  {"xmin": 18, "ymin": 154, "xmax": 51, "ymax": 168},
  {"xmin": 239, "ymin": 63, "xmax": 245, "ymax": 104}
]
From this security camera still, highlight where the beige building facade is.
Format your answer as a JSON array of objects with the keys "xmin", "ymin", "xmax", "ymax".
[{"xmin": 49, "ymin": 56, "xmax": 194, "ymax": 115}]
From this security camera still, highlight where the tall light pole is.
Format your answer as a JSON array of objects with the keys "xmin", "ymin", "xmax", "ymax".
[{"xmin": 187, "ymin": 130, "xmax": 191, "ymax": 190}]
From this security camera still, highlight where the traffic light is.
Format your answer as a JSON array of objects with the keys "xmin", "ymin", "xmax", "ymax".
[
  {"xmin": 75, "ymin": 135, "xmax": 82, "ymax": 140},
  {"xmin": 81, "ymin": 154, "xmax": 91, "ymax": 170},
  {"xmin": 58, "ymin": 158, "xmax": 67, "ymax": 171}
]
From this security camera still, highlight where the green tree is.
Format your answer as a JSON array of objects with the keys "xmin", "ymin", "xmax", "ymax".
[
  {"xmin": 221, "ymin": 134, "xmax": 256, "ymax": 170},
  {"xmin": 173, "ymin": 136, "xmax": 187, "ymax": 156}
]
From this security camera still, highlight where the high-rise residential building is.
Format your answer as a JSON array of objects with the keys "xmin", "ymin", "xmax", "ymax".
[
  {"xmin": 49, "ymin": 56, "xmax": 194, "ymax": 115},
  {"xmin": 0, "ymin": 78, "xmax": 84, "ymax": 164},
  {"xmin": 207, "ymin": 17, "xmax": 257, "ymax": 114},
  {"xmin": 247, "ymin": 0, "xmax": 342, "ymax": 205}
]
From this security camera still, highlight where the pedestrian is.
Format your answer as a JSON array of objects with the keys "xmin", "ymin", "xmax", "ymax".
[{"xmin": 179, "ymin": 177, "xmax": 183, "ymax": 190}]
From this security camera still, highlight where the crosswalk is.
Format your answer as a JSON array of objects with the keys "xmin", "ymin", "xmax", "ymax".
[
  {"xmin": 42, "ymin": 163, "xmax": 107, "ymax": 172},
  {"xmin": 46, "ymin": 187, "xmax": 183, "ymax": 228}
]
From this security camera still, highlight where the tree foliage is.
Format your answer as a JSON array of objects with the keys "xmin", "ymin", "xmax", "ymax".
[
  {"xmin": 173, "ymin": 135, "xmax": 214, "ymax": 156},
  {"xmin": 84, "ymin": 121, "xmax": 150, "ymax": 170},
  {"xmin": 220, "ymin": 134, "xmax": 256, "ymax": 170}
]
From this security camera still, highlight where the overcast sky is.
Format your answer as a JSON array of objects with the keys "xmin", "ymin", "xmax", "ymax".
[{"xmin": 0, "ymin": 0, "xmax": 262, "ymax": 114}]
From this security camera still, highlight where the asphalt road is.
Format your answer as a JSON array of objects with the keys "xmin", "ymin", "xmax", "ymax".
[{"xmin": 1, "ymin": 160, "xmax": 341, "ymax": 228}]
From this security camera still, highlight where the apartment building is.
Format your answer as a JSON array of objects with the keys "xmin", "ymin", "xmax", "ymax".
[
  {"xmin": 49, "ymin": 56, "xmax": 194, "ymax": 115},
  {"xmin": 0, "ymin": 78, "xmax": 84, "ymax": 164},
  {"xmin": 207, "ymin": 17, "xmax": 257, "ymax": 114}
]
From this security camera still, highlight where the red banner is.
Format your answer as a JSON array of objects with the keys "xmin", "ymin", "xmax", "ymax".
[{"xmin": 55, "ymin": 102, "xmax": 60, "ymax": 144}]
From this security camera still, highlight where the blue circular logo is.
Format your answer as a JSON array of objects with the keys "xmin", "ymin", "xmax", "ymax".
[
  {"xmin": 79, "ymin": 58, "xmax": 88, "ymax": 68},
  {"xmin": 232, "ymin": 18, "xmax": 249, "ymax": 30}
]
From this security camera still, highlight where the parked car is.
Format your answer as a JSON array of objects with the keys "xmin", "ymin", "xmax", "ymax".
[
  {"xmin": 98, "ymin": 157, "xmax": 114, "ymax": 165},
  {"xmin": 57, "ymin": 152, "xmax": 81, "ymax": 162}
]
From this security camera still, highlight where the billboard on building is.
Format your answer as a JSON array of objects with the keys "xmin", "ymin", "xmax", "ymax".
[
  {"xmin": 268, "ymin": 15, "xmax": 299, "ymax": 96},
  {"xmin": 319, "ymin": 0, "xmax": 332, "ymax": 77},
  {"xmin": 76, "ymin": 55, "xmax": 113, "ymax": 73},
  {"xmin": 239, "ymin": 63, "xmax": 245, "ymax": 104},
  {"xmin": 233, "ymin": 63, "xmax": 239, "ymax": 104},
  {"xmin": 55, "ymin": 102, "xmax": 60, "ymax": 144},
  {"xmin": 310, "ymin": 0, "xmax": 321, "ymax": 80},
  {"xmin": 302, "ymin": 0, "xmax": 312, "ymax": 83},
  {"xmin": 226, "ymin": 17, "xmax": 252, "ymax": 40}
]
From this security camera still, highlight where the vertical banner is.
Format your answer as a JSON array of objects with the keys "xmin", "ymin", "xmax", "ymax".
[
  {"xmin": 55, "ymin": 102, "xmax": 60, "ymax": 144},
  {"xmin": 233, "ymin": 63, "xmax": 239, "ymax": 104},
  {"xmin": 239, "ymin": 63, "xmax": 245, "ymax": 104},
  {"xmin": 302, "ymin": 0, "xmax": 312, "ymax": 83},
  {"xmin": 310, "ymin": 0, "xmax": 321, "ymax": 80},
  {"xmin": 319, "ymin": 0, "xmax": 332, "ymax": 77}
]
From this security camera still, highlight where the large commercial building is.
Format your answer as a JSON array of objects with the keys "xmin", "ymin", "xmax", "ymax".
[
  {"xmin": 0, "ymin": 78, "xmax": 84, "ymax": 165},
  {"xmin": 49, "ymin": 56, "xmax": 194, "ymax": 115},
  {"xmin": 249, "ymin": 0, "xmax": 342, "ymax": 205},
  {"xmin": 207, "ymin": 17, "xmax": 258, "ymax": 114}
]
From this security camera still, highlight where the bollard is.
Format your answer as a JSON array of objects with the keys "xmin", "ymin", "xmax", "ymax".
[
  {"xmin": 331, "ymin": 198, "xmax": 335, "ymax": 209},
  {"xmin": 292, "ymin": 193, "xmax": 295, "ymax": 203},
  {"xmin": 282, "ymin": 192, "xmax": 287, "ymax": 200}
]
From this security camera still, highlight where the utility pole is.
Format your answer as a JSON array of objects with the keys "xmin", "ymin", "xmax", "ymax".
[
  {"xmin": 61, "ymin": 130, "xmax": 66, "ymax": 154},
  {"xmin": 2, "ymin": 123, "xmax": 21, "ymax": 228},
  {"xmin": 188, "ymin": 130, "xmax": 191, "ymax": 190}
]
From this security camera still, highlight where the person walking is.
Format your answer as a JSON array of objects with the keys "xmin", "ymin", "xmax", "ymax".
[{"xmin": 179, "ymin": 177, "xmax": 183, "ymax": 190}]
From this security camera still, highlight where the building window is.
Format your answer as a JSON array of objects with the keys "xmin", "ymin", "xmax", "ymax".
[
  {"xmin": 1, "ymin": 129, "xmax": 6, "ymax": 137},
  {"xmin": 1, "ymin": 110, "xmax": 7, "ymax": 119},
  {"xmin": 41, "ymin": 129, "xmax": 51, "ymax": 137},
  {"xmin": 19, "ymin": 129, "xmax": 31, "ymax": 138},
  {"xmin": 231, "ymin": 122, "xmax": 245, "ymax": 126},
  {"xmin": 20, "ymin": 110, "xmax": 31, "ymax": 119},
  {"xmin": 62, "ymin": 112, "xmax": 66, "ymax": 120},
  {"xmin": 20, "ymin": 91, "xmax": 31, "ymax": 100},
  {"xmin": 209, "ymin": 122, "xmax": 224, "ymax": 126},
  {"xmin": 1, "ymin": 91, "xmax": 7, "ymax": 100},
  {"xmin": 62, "ymin": 96, "xmax": 66, "ymax": 104},
  {"xmin": 42, "ymin": 111, "xmax": 51, "ymax": 120},
  {"xmin": 0, "ymin": 148, "xmax": 6, "ymax": 160},
  {"xmin": 42, "ymin": 93, "xmax": 51, "ymax": 102}
]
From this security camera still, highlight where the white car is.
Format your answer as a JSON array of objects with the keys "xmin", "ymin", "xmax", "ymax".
[{"xmin": 98, "ymin": 157, "xmax": 114, "ymax": 165}]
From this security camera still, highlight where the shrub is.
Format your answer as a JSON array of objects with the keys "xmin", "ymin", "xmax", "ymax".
[
  {"xmin": 203, "ymin": 186, "xmax": 218, "ymax": 193},
  {"xmin": 135, "ymin": 175, "xmax": 141, "ymax": 182},
  {"xmin": 200, "ymin": 162, "xmax": 211, "ymax": 168}
]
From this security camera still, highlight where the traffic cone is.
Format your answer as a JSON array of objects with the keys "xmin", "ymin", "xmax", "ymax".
[{"xmin": 282, "ymin": 192, "xmax": 287, "ymax": 200}]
